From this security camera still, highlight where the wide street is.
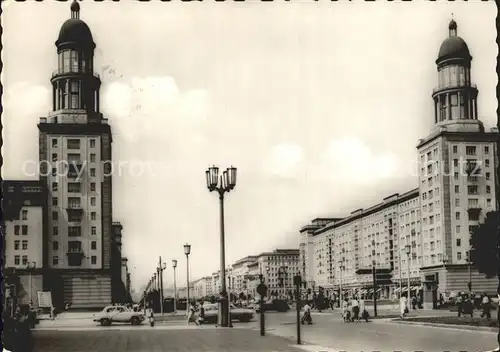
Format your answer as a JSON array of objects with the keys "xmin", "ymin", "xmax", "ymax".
[{"xmin": 31, "ymin": 310, "xmax": 498, "ymax": 352}]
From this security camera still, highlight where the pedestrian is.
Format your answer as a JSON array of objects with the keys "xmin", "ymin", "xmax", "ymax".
[
  {"xmin": 187, "ymin": 301, "xmax": 199, "ymax": 326},
  {"xmin": 50, "ymin": 305, "xmax": 56, "ymax": 320},
  {"xmin": 399, "ymin": 294, "xmax": 407, "ymax": 319},
  {"xmin": 301, "ymin": 301, "xmax": 312, "ymax": 325},
  {"xmin": 351, "ymin": 296, "xmax": 360, "ymax": 322},
  {"xmin": 197, "ymin": 301, "xmax": 205, "ymax": 325},
  {"xmin": 480, "ymin": 293, "xmax": 492, "ymax": 320},
  {"xmin": 411, "ymin": 296, "xmax": 417, "ymax": 310}
]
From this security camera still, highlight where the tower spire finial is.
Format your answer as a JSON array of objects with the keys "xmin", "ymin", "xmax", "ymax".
[
  {"xmin": 71, "ymin": 0, "xmax": 80, "ymax": 20},
  {"xmin": 448, "ymin": 15, "xmax": 457, "ymax": 37}
]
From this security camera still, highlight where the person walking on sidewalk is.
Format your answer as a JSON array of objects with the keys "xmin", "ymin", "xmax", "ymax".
[
  {"xmin": 399, "ymin": 294, "xmax": 408, "ymax": 319},
  {"xmin": 351, "ymin": 296, "xmax": 360, "ymax": 322},
  {"xmin": 197, "ymin": 302, "xmax": 205, "ymax": 325},
  {"xmin": 187, "ymin": 302, "xmax": 199, "ymax": 326},
  {"xmin": 301, "ymin": 301, "xmax": 312, "ymax": 325}
]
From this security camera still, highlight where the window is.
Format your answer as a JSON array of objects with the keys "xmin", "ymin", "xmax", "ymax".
[
  {"xmin": 70, "ymin": 50, "xmax": 79, "ymax": 72},
  {"xmin": 91, "ymin": 227, "xmax": 97, "ymax": 235},
  {"xmin": 52, "ymin": 256, "xmax": 59, "ymax": 265},
  {"xmin": 469, "ymin": 211, "xmax": 479, "ymax": 222},
  {"xmin": 14, "ymin": 240, "xmax": 20, "ymax": 250},
  {"xmin": 468, "ymin": 198, "xmax": 479, "ymax": 208},
  {"xmin": 52, "ymin": 167, "xmax": 57, "ymax": 177},
  {"xmin": 453, "ymin": 159, "xmax": 459, "ymax": 167},
  {"xmin": 67, "ymin": 139, "xmax": 81, "ymax": 149},
  {"xmin": 90, "ymin": 154, "xmax": 96, "ymax": 162},
  {"xmin": 488, "ymin": 199, "xmax": 492, "ymax": 207},
  {"xmin": 53, "ymin": 226, "xmax": 58, "ymax": 236},
  {"xmin": 455, "ymin": 198, "xmax": 460, "ymax": 207},
  {"xmin": 52, "ymin": 138, "xmax": 58, "ymax": 147},
  {"xmin": 22, "ymin": 225, "xmax": 28, "ymax": 235},
  {"xmin": 486, "ymin": 172, "xmax": 491, "ymax": 180},
  {"xmin": 485, "ymin": 146, "xmax": 490, "ymax": 154},
  {"xmin": 455, "ymin": 185, "xmax": 459, "ymax": 193},
  {"xmin": 68, "ymin": 197, "xmax": 81, "ymax": 208},
  {"xmin": 91, "ymin": 197, "xmax": 96, "ymax": 206},
  {"xmin": 21, "ymin": 210, "xmax": 27, "ymax": 220},
  {"xmin": 52, "ymin": 182, "xmax": 58, "ymax": 192},
  {"xmin": 52, "ymin": 197, "xmax": 58, "ymax": 206},
  {"xmin": 14, "ymin": 225, "xmax": 20, "ymax": 235},
  {"xmin": 90, "ymin": 139, "xmax": 96, "ymax": 148},
  {"xmin": 68, "ymin": 182, "xmax": 81, "ymax": 193},
  {"xmin": 63, "ymin": 50, "xmax": 70, "ymax": 72},
  {"xmin": 68, "ymin": 226, "xmax": 81, "ymax": 237},
  {"xmin": 486, "ymin": 186, "xmax": 491, "ymax": 194},
  {"xmin": 467, "ymin": 185, "xmax": 478, "ymax": 195},
  {"xmin": 67, "ymin": 153, "xmax": 81, "ymax": 163},
  {"xmin": 90, "ymin": 183, "xmax": 96, "ymax": 191},
  {"xmin": 90, "ymin": 168, "xmax": 96, "ymax": 177},
  {"xmin": 456, "ymin": 225, "xmax": 460, "ymax": 233},
  {"xmin": 485, "ymin": 159, "xmax": 490, "ymax": 167},
  {"xmin": 91, "ymin": 212, "xmax": 96, "ymax": 220},
  {"xmin": 22, "ymin": 240, "xmax": 28, "ymax": 250},
  {"xmin": 70, "ymin": 81, "xmax": 79, "ymax": 109},
  {"xmin": 91, "ymin": 256, "xmax": 97, "ymax": 265},
  {"xmin": 14, "ymin": 256, "xmax": 20, "ymax": 265},
  {"xmin": 455, "ymin": 212, "xmax": 460, "ymax": 220},
  {"xmin": 457, "ymin": 252, "xmax": 462, "ymax": 260},
  {"xmin": 68, "ymin": 241, "xmax": 82, "ymax": 253},
  {"xmin": 454, "ymin": 172, "xmax": 459, "ymax": 180},
  {"xmin": 22, "ymin": 256, "xmax": 28, "ymax": 265},
  {"xmin": 91, "ymin": 241, "xmax": 97, "ymax": 250},
  {"xmin": 453, "ymin": 146, "xmax": 458, "ymax": 154},
  {"xmin": 52, "ymin": 153, "xmax": 58, "ymax": 162},
  {"xmin": 466, "ymin": 146, "xmax": 476, "ymax": 155},
  {"xmin": 53, "ymin": 241, "xmax": 59, "ymax": 250}
]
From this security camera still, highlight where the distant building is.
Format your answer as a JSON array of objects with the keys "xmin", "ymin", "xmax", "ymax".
[
  {"xmin": 192, "ymin": 276, "xmax": 213, "ymax": 299},
  {"xmin": 299, "ymin": 19, "xmax": 498, "ymax": 299},
  {"xmin": 3, "ymin": 180, "xmax": 48, "ymax": 306}
]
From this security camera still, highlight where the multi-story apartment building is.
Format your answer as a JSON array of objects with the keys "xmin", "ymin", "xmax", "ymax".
[
  {"xmin": 299, "ymin": 19, "xmax": 499, "ymax": 300},
  {"xmin": 231, "ymin": 256, "xmax": 257, "ymax": 293},
  {"xmin": 37, "ymin": 2, "xmax": 116, "ymax": 308},
  {"xmin": 192, "ymin": 276, "xmax": 213, "ymax": 299},
  {"xmin": 3, "ymin": 181, "xmax": 48, "ymax": 306}
]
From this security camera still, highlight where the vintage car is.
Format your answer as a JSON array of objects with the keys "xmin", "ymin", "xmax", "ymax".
[
  {"xmin": 203, "ymin": 303, "xmax": 254, "ymax": 323},
  {"xmin": 93, "ymin": 305, "xmax": 145, "ymax": 326}
]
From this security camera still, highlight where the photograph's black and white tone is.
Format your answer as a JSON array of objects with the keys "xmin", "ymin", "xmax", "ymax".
[{"xmin": 2, "ymin": 1, "xmax": 499, "ymax": 351}]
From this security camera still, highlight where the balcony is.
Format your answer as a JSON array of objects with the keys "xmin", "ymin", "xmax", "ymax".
[
  {"xmin": 432, "ymin": 82, "xmax": 477, "ymax": 94},
  {"xmin": 52, "ymin": 68, "xmax": 100, "ymax": 80},
  {"xmin": 465, "ymin": 162, "xmax": 481, "ymax": 176},
  {"xmin": 467, "ymin": 207, "xmax": 481, "ymax": 219},
  {"xmin": 67, "ymin": 249, "xmax": 84, "ymax": 266}
]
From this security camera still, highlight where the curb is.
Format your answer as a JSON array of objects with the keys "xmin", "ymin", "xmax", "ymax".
[
  {"xmin": 390, "ymin": 319, "xmax": 497, "ymax": 332},
  {"xmin": 265, "ymin": 330, "xmax": 339, "ymax": 352}
]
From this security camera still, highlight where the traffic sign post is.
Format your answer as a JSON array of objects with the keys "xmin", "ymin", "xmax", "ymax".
[{"xmin": 293, "ymin": 275, "xmax": 302, "ymax": 345}]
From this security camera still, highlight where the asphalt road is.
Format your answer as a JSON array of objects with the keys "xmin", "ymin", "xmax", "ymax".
[{"xmin": 261, "ymin": 311, "xmax": 497, "ymax": 352}]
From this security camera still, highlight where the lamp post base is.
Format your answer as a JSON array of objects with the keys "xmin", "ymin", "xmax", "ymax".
[{"xmin": 218, "ymin": 299, "xmax": 229, "ymax": 327}]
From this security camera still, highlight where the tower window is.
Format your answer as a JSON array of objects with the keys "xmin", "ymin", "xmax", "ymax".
[
  {"xmin": 63, "ymin": 50, "xmax": 70, "ymax": 73},
  {"xmin": 70, "ymin": 51, "xmax": 79, "ymax": 72},
  {"xmin": 70, "ymin": 81, "xmax": 79, "ymax": 109},
  {"xmin": 459, "ymin": 67, "xmax": 465, "ymax": 86}
]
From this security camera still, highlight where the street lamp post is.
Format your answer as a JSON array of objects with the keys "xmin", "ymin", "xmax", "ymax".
[
  {"xmin": 206, "ymin": 165, "xmax": 237, "ymax": 327},
  {"xmin": 172, "ymin": 259, "xmax": 178, "ymax": 313},
  {"xmin": 184, "ymin": 243, "xmax": 191, "ymax": 314},
  {"xmin": 338, "ymin": 260, "xmax": 344, "ymax": 310},
  {"xmin": 158, "ymin": 258, "xmax": 166, "ymax": 316},
  {"xmin": 405, "ymin": 245, "xmax": 411, "ymax": 299},
  {"xmin": 26, "ymin": 261, "xmax": 36, "ymax": 305},
  {"xmin": 467, "ymin": 251, "xmax": 472, "ymax": 294},
  {"xmin": 227, "ymin": 267, "xmax": 233, "ymax": 328}
]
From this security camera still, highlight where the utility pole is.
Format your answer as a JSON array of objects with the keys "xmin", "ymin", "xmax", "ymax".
[{"xmin": 294, "ymin": 275, "xmax": 302, "ymax": 345}]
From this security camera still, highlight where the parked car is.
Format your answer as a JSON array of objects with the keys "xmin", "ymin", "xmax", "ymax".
[
  {"xmin": 93, "ymin": 305, "xmax": 145, "ymax": 326},
  {"xmin": 203, "ymin": 303, "xmax": 254, "ymax": 323},
  {"xmin": 254, "ymin": 299, "xmax": 290, "ymax": 313}
]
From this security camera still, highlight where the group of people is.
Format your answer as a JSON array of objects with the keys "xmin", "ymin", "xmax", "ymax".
[
  {"xmin": 187, "ymin": 301, "xmax": 206, "ymax": 326},
  {"xmin": 300, "ymin": 296, "xmax": 370, "ymax": 324},
  {"xmin": 456, "ymin": 292, "xmax": 493, "ymax": 319}
]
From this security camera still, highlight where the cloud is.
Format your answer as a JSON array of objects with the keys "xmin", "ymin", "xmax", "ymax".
[
  {"xmin": 322, "ymin": 136, "xmax": 400, "ymax": 185},
  {"xmin": 264, "ymin": 143, "xmax": 304, "ymax": 179},
  {"xmin": 101, "ymin": 76, "xmax": 210, "ymax": 143}
]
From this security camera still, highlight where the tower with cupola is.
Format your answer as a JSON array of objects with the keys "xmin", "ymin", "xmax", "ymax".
[
  {"xmin": 417, "ymin": 19, "xmax": 498, "ymax": 295},
  {"xmin": 38, "ymin": 1, "xmax": 113, "ymax": 309}
]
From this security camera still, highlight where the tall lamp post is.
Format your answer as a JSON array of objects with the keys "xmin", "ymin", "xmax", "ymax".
[
  {"xmin": 172, "ymin": 259, "xmax": 178, "ymax": 313},
  {"xmin": 158, "ymin": 258, "xmax": 166, "ymax": 316},
  {"xmin": 184, "ymin": 243, "xmax": 191, "ymax": 313},
  {"xmin": 205, "ymin": 165, "xmax": 237, "ymax": 327},
  {"xmin": 404, "ymin": 245, "xmax": 411, "ymax": 299},
  {"xmin": 338, "ymin": 260, "xmax": 344, "ymax": 309},
  {"xmin": 466, "ymin": 251, "xmax": 472, "ymax": 294},
  {"xmin": 26, "ymin": 261, "xmax": 36, "ymax": 305}
]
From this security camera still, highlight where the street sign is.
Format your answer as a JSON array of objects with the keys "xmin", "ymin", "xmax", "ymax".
[
  {"xmin": 256, "ymin": 283, "xmax": 267, "ymax": 297},
  {"xmin": 37, "ymin": 291, "xmax": 53, "ymax": 308}
]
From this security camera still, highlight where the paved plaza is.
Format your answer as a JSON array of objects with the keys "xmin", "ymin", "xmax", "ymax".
[{"xmin": 31, "ymin": 328, "xmax": 305, "ymax": 352}]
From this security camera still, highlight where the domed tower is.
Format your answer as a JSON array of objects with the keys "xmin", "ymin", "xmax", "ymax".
[
  {"xmin": 38, "ymin": 1, "xmax": 113, "ymax": 310},
  {"xmin": 51, "ymin": 0, "xmax": 101, "ymax": 119},
  {"xmin": 431, "ymin": 19, "xmax": 481, "ymax": 131}
]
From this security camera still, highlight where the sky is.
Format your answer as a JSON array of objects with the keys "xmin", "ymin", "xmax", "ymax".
[{"xmin": 2, "ymin": 1, "xmax": 497, "ymax": 296}]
